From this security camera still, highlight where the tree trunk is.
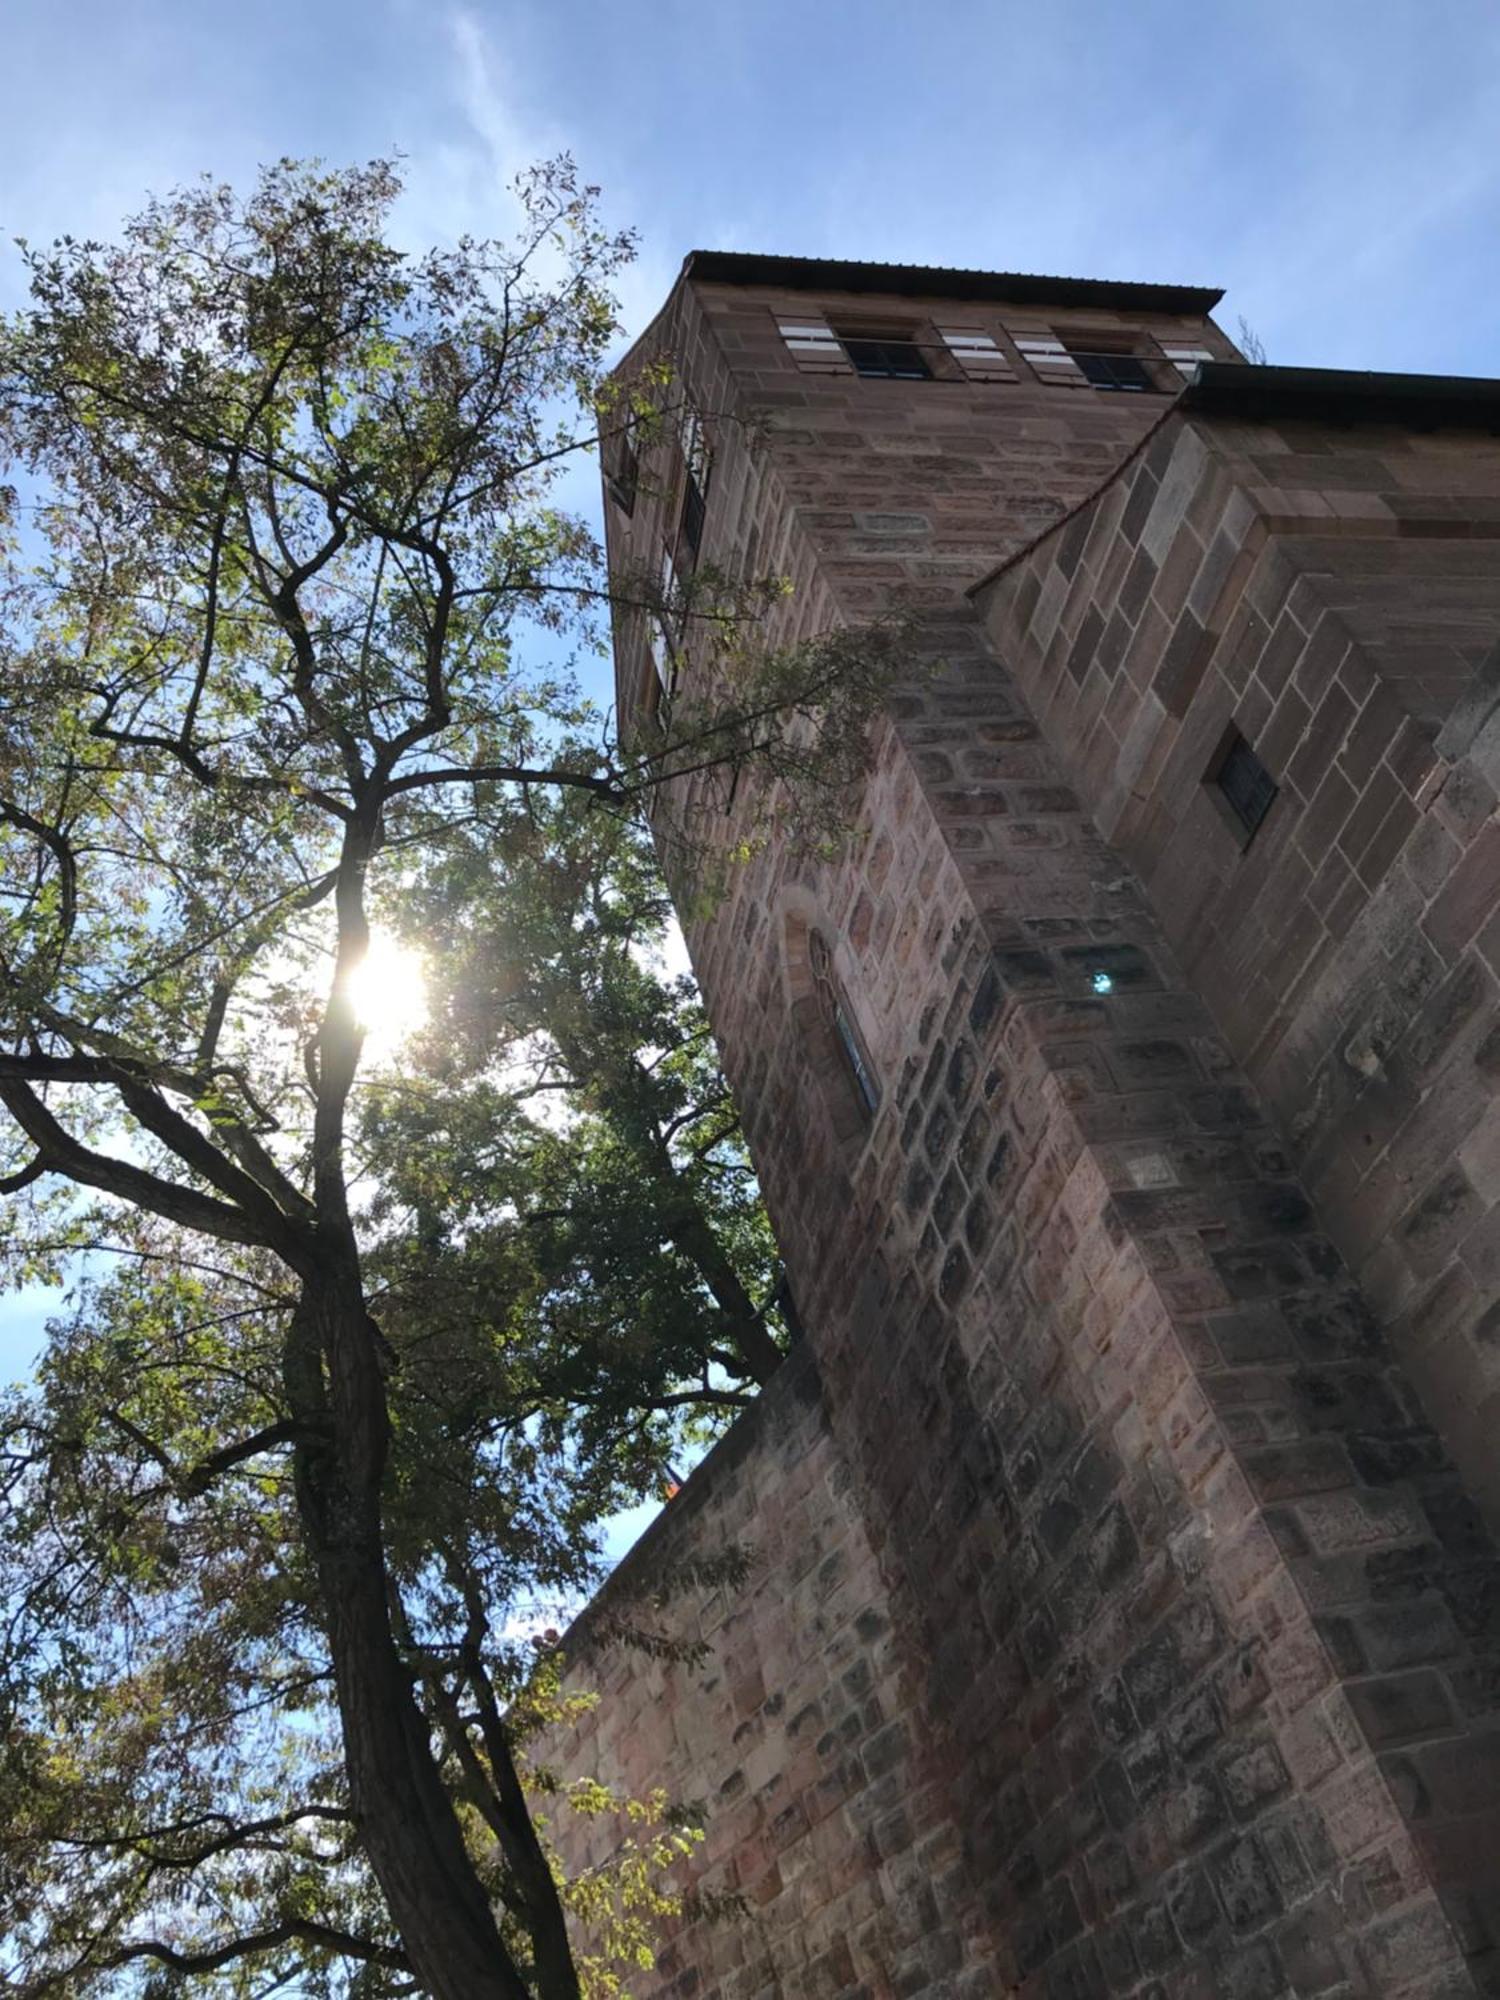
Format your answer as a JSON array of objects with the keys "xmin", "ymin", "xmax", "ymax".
[
  {"xmin": 286, "ymin": 1275, "xmax": 534, "ymax": 2000},
  {"xmin": 661, "ymin": 1190, "xmax": 786, "ymax": 1387}
]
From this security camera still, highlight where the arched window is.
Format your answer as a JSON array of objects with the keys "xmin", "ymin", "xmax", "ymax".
[{"xmin": 809, "ymin": 929, "xmax": 880, "ymax": 1119}]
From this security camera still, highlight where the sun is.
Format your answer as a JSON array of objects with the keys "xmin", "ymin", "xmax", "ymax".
[{"xmin": 347, "ymin": 933, "xmax": 429, "ymax": 1058}]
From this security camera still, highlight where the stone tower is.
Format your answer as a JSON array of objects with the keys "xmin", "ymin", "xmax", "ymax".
[{"xmin": 552, "ymin": 255, "xmax": 1500, "ymax": 1999}]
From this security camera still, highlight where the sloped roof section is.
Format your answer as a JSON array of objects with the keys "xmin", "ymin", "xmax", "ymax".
[{"xmin": 681, "ymin": 249, "xmax": 1223, "ymax": 317}]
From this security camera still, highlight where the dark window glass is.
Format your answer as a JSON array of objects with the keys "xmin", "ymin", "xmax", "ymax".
[
  {"xmin": 608, "ymin": 430, "xmax": 639, "ymax": 513},
  {"xmin": 1215, "ymin": 731, "xmax": 1279, "ymax": 840},
  {"xmin": 841, "ymin": 336, "xmax": 931, "ymax": 381},
  {"xmin": 679, "ymin": 471, "xmax": 706, "ymax": 560},
  {"xmin": 1073, "ymin": 350, "xmax": 1158, "ymax": 393}
]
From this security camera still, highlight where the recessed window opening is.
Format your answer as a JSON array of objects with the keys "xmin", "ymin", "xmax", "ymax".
[
  {"xmin": 679, "ymin": 475, "xmax": 707, "ymax": 560},
  {"xmin": 676, "ymin": 403, "xmax": 711, "ymax": 563},
  {"xmin": 838, "ymin": 333, "xmax": 931, "ymax": 381},
  {"xmin": 1207, "ymin": 727, "xmax": 1279, "ymax": 844},
  {"xmin": 658, "ymin": 542, "xmax": 683, "ymax": 629},
  {"xmin": 809, "ymin": 930, "xmax": 880, "ymax": 1116},
  {"xmin": 606, "ymin": 418, "xmax": 642, "ymax": 514},
  {"xmin": 834, "ymin": 1005, "xmax": 880, "ymax": 1114},
  {"xmin": 1068, "ymin": 346, "xmax": 1158, "ymax": 393},
  {"xmin": 649, "ymin": 541, "xmax": 686, "ymax": 694},
  {"xmin": 635, "ymin": 594, "xmax": 673, "ymax": 725},
  {"xmin": 643, "ymin": 617, "xmax": 671, "ymax": 710}
]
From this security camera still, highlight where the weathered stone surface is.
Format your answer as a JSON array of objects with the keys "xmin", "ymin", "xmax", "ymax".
[{"xmin": 539, "ymin": 259, "xmax": 1500, "ymax": 2000}]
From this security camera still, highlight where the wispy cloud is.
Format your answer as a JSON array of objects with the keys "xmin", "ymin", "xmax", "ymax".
[{"xmin": 400, "ymin": 10, "xmax": 677, "ymax": 352}]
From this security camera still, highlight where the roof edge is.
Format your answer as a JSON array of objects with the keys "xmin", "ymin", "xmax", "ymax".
[
  {"xmin": 1183, "ymin": 360, "xmax": 1500, "ymax": 428},
  {"xmin": 680, "ymin": 250, "xmax": 1223, "ymax": 319}
]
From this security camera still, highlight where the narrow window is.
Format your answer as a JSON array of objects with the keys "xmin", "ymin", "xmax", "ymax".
[
  {"xmin": 679, "ymin": 477, "xmax": 706, "ymax": 560},
  {"xmin": 657, "ymin": 541, "xmax": 683, "ymax": 646},
  {"xmin": 1208, "ymin": 728, "xmax": 1278, "ymax": 843},
  {"xmin": 838, "ymin": 334, "xmax": 931, "ymax": 381},
  {"xmin": 675, "ymin": 403, "xmax": 711, "ymax": 563},
  {"xmin": 606, "ymin": 416, "xmax": 642, "ymax": 514},
  {"xmin": 640, "ymin": 605, "xmax": 671, "ymax": 716},
  {"xmin": 834, "ymin": 1004, "xmax": 880, "ymax": 1114},
  {"xmin": 810, "ymin": 930, "xmax": 880, "ymax": 1116}
]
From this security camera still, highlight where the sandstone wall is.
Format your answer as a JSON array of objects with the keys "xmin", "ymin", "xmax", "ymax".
[
  {"xmin": 545, "ymin": 1347, "xmax": 988, "ymax": 1997},
  {"xmin": 974, "ymin": 411, "xmax": 1500, "ymax": 1529},
  {"xmin": 569, "ymin": 272, "xmax": 1500, "ymax": 1998}
]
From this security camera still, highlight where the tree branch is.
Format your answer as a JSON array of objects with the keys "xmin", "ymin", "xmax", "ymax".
[
  {"xmin": 0, "ymin": 800, "xmax": 78, "ymax": 961},
  {"xmin": 0, "ymin": 1071, "xmax": 275, "ymax": 1255},
  {"xmin": 181, "ymin": 1417, "xmax": 301, "ymax": 1495},
  {"xmin": 24, "ymin": 1804, "xmax": 354, "ymax": 1868},
  {"xmin": 88, "ymin": 1920, "xmax": 408, "ymax": 1980},
  {"xmin": 101, "ymin": 1409, "xmax": 302, "ymax": 1498},
  {"xmin": 384, "ymin": 761, "xmax": 628, "ymax": 807},
  {"xmin": 0, "ymin": 1153, "xmax": 46, "ymax": 1194}
]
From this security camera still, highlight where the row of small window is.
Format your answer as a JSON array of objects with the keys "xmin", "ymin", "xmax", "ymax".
[
  {"xmin": 778, "ymin": 316, "xmax": 1214, "ymax": 393},
  {"xmin": 605, "ymin": 398, "xmax": 716, "ymax": 718},
  {"xmin": 608, "ymin": 400, "xmax": 710, "ymax": 533}
]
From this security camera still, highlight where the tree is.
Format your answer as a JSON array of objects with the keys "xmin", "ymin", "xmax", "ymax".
[
  {"xmin": 366, "ymin": 785, "xmax": 789, "ymax": 1475},
  {"xmin": 0, "ymin": 160, "xmax": 898, "ymax": 1997}
]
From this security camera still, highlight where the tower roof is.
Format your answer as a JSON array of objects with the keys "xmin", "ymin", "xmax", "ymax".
[{"xmin": 680, "ymin": 249, "xmax": 1223, "ymax": 318}]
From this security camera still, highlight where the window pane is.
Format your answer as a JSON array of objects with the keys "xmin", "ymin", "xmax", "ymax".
[
  {"xmin": 1215, "ymin": 733, "xmax": 1278, "ymax": 839},
  {"xmin": 843, "ymin": 336, "xmax": 931, "ymax": 381},
  {"xmin": 1075, "ymin": 351, "xmax": 1156, "ymax": 393},
  {"xmin": 679, "ymin": 472, "xmax": 706, "ymax": 560}
]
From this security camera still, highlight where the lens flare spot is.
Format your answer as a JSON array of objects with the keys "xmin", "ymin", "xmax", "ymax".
[{"xmin": 348, "ymin": 934, "xmax": 428, "ymax": 1055}]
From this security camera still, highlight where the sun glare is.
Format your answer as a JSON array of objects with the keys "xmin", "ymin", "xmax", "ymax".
[{"xmin": 347, "ymin": 934, "xmax": 429, "ymax": 1058}]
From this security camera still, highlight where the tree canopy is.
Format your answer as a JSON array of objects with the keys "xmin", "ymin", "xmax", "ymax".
[{"xmin": 0, "ymin": 157, "xmax": 897, "ymax": 1997}]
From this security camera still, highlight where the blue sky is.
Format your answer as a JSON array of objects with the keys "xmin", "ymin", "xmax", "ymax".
[
  {"xmin": 0, "ymin": 0, "xmax": 1496, "ymax": 1408},
  {"xmin": 4, "ymin": 0, "xmax": 1499, "ymax": 375}
]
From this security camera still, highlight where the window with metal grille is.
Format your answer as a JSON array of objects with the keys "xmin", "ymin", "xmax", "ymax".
[
  {"xmin": 1071, "ymin": 349, "xmax": 1158, "ymax": 393},
  {"xmin": 839, "ymin": 335, "xmax": 931, "ymax": 381},
  {"xmin": 1212, "ymin": 730, "xmax": 1278, "ymax": 841}
]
